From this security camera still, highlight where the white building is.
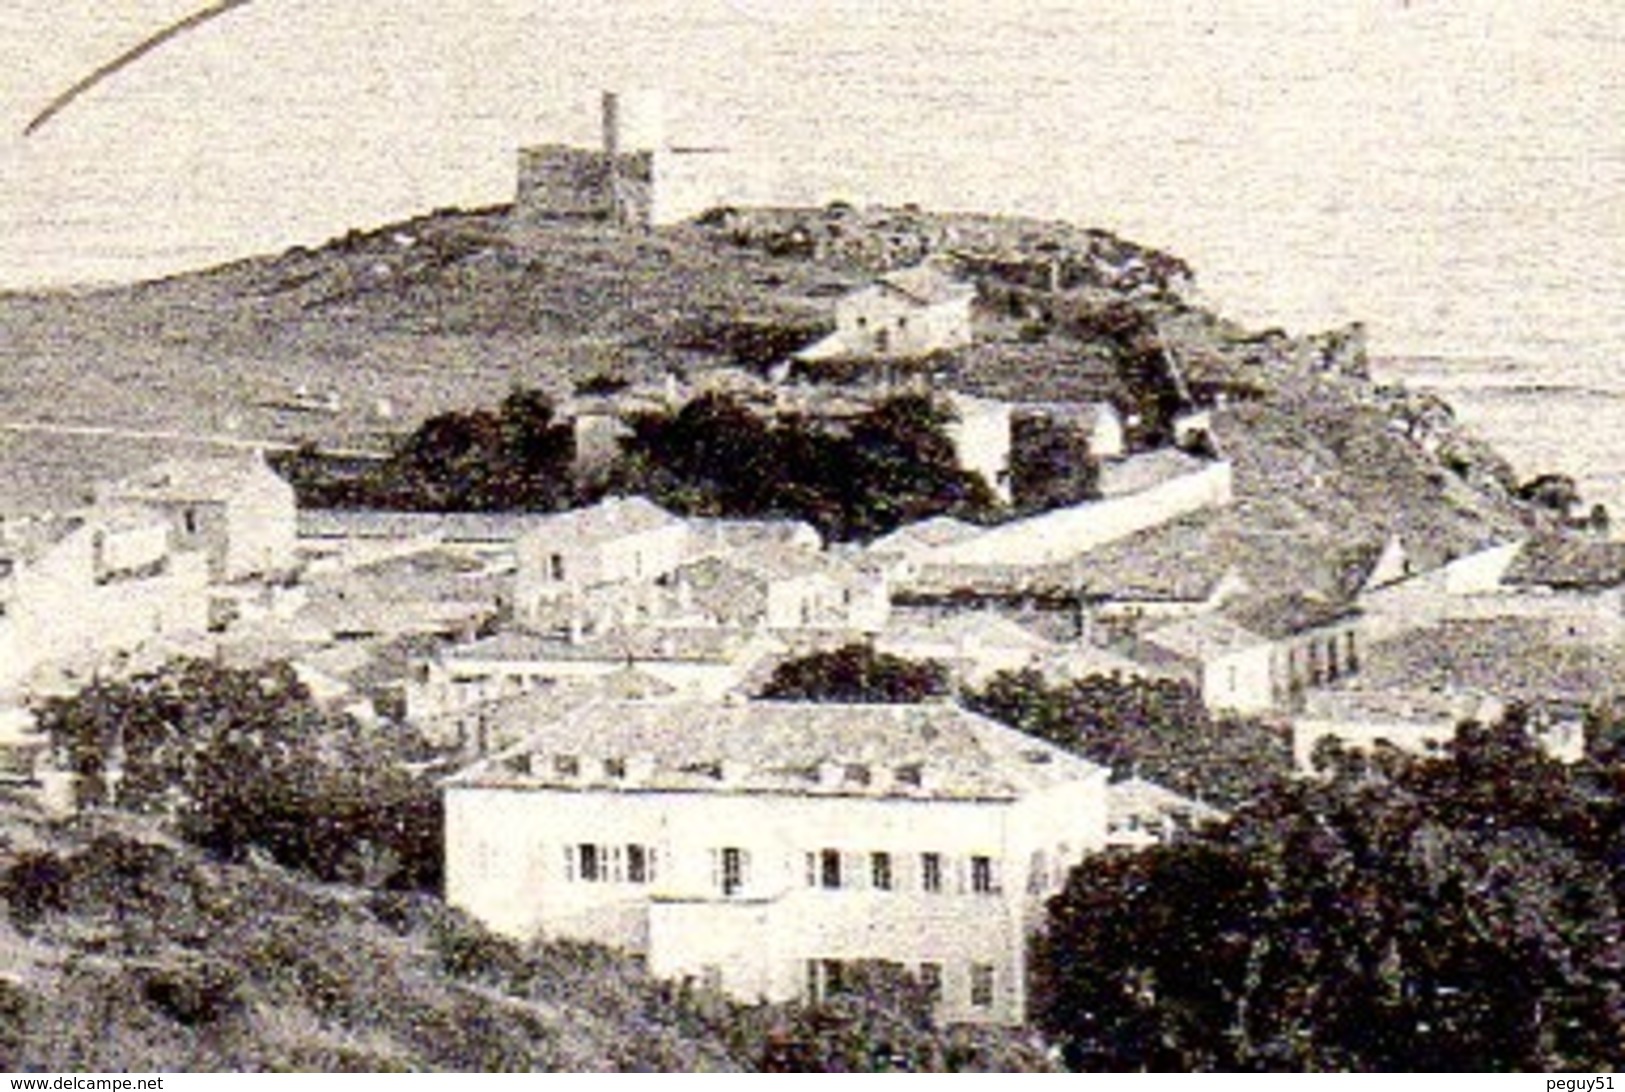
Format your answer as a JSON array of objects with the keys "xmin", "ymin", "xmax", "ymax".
[
  {"xmin": 514, "ymin": 497, "xmax": 689, "ymax": 622},
  {"xmin": 444, "ymin": 698, "xmax": 1109, "ymax": 1024},
  {"xmin": 97, "ymin": 454, "xmax": 297, "ymax": 583},
  {"xmin": 0, "ymin": 507, "xmax": 210, "ymax": 695},
  {"xmin": 406, "ymin": 626, "xmax": 784, "ymax": 723},
  {"xmin": 797, "ymin": 263, "xmax": 976, "ymax": 363}
]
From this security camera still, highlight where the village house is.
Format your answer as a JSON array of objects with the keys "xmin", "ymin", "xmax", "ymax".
[
  {"xmin": 1133, "ymin": 592, "xmax": 1363, "ymax": 714},
  {"xmin": 97, "ymin": 453, "xmax": 297, "ymax": 583},
  {"xmin": 1292, "ymin": 688, "xmax": 1586, "ymax": 773},
  {"xmin": 875, "ymin": 611, "xmax": 1055, "ymax": 687},
  {"xmin": 405, "ymin": 626, "xmax": 784, "ymax": 723},
  {"xmin": 443, "ymin": 698, "xmax": 1109, "ymax": 1025},
  {"xmin": 795, "ymin": 262, "xmax": 977, "ymax": 363},
  {"xmin": 669, "ymin": 544, "xmax": 892, "ymax": 634},
  {"xmin": 514, "ymin": 497, "xmax": 689, "ymax": 624},
  {"xmin": 0, "ymin": 506, "xmax": 210, "ymax": 696},
  {"xmin": 1104, "ymin": 776, "xmax": 1228, "ymax": 850}
]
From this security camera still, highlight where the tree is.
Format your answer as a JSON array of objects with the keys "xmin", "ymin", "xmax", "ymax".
[
  {"xmin": 276, "ymin": 387, "xmax": 576, "ymax": 513},
  {"xmin": 965, "ymin": 669, "xmax": 1288, "ymax": 808},
  {"xmin": 612, "ymin": 392, "xmax": 998, "ymax": 541},
  {"xmin": 1034, "ymin": 721, "xmax": 1625, "ymax": 1071},
  {"xmin": 35, "ymin": 659, "xmax": 442, "ymax": 890},
  {"xmin": 759, "ymin": 645, "xmax": 950, "ymax": 704}
]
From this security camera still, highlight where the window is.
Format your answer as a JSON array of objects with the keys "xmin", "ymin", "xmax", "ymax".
[
  {"xmin": 820, "ymin": 848, "xmax": 842, "ymax": 890},
  {"xmin": 182, "ymin": 508, "xmax": 199, "ymax": 536},
  {"xmin": 716, "ymin": 847, "xmax": 748, "ymax": 896},
  {"xmin": 549, "ymin": 553, "xmax": 565, "ymax": 581},
  {"xmin": 807, "ymin": 959, "xmax": 846, "ymax": 1002},
  {"xmin": 919, "ymin": 962, "xmax": 942, "ymax": 1003},
  {"xmin": 871, "ymin": 852, "xmax": 893, "ymax": 891},
  {"xmin": 921, "ymin": 852, "xmax": 943, "ymax": 894},
  {"xmin": 1027, "ymin": 850, "xmax": 1048, "ymax": 895},
  {"xmin": 577, "ymin": 843, "xmax": 601, "ymax": 883},
  {"xmin": 627, "ymin": 844, "xmax": 654, "ymax": 884},
  {"xmin": 971, "ymin": 855, "xmax": 997, "ymax": 895},
  {"xmin": 970, "ymin": 964, "xmax": 996, "ymax": 1009},
  {"xmin": 605, "ymin": 757, "xmax": 627, "ymax": 780}
]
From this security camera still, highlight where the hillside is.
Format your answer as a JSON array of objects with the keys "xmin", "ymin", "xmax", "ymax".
[
  {"xmin": 0, "ymin": 200, "xmax": 1546, "ymax": 582},
  {"xmin": 0, "ymin": 801, "xmax": 1049, "ymax": 1072}
]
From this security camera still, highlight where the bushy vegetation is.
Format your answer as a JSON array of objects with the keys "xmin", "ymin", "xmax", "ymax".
[
  {"xmin": 758, "ymin": 644, "xmax": 951, "ymax": 704},
  {"xmin": 609, "ymin": 391, "xmax": 999, "ymax": 542},
  {"xmin": 966, "ymin": 669, "xmax": 1290, "ymax": 808},
  {"xmin": 1035, "ymin": 717, "xmax": 1625, "ymax": 1071},
  {"xmin": 275, "ymin": 387, "xmax": 576, "ymax": 513},
  {"xmin": 35, "ymin": 659, "xmax": 442, "ymax": 891},
  {"xmin": 0, "ymin": 829, "xmax": 1050, "ymax": 1071}
]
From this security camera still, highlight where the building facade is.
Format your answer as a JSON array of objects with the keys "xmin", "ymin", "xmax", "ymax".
[
  {"xmin": 97, "ymin": 454, "xmax": 297, "ymax": 583},
  {"xmin": 444, "ymin": 699, "xmax": 1109, "ymax": 1024}
]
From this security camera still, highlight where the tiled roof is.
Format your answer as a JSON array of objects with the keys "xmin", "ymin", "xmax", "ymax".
[
  {"xmin": 448, "ymin": 626, "xmax": 778, "ymax": 666},
  {"xmin": 102, "ymin": 455, "xmax": 279, "ymax": 503},
  {"xmin": 1344, "ymin": 618, "xmax": 1625, "ymax": 705},
  {"xmin": 1502, "ymin": 536, "xmax": 1625, "ymax": 590},
  {"xmin": 1107, "ymin": 775, "xmax": 1228, "ymax": 828},
  {"xmin": 1140, "ymin": 613, "xmax": 1270, "ymax": 663},
  {"xmin": 450, "ymin": 699, "xmax": 1106, "ymax": 801},
  {"xmin": 521, "ymin": 496, "xmax": 681, "ymax": 547},
  {"xmin": 1096, "ymin": 449, "xmax": 1213, "ymax": 498},
  {"xmin": 1224, "ymin": 591, "xmax": 1359, "ymax": 640},
  {"xmin": 297, "ymin": 509, "xmax": 556, "ymax": 543},
  {"xmin": 684, "ymin": 517, "xmax": 821, "ymax": 559},
  {"xmin": 879, "ymin": 611, "xmax": 1054, "ymax": 655},
  {"xmin": 876, "ymin": 263, "xmax": 976, "ymax": 307}
]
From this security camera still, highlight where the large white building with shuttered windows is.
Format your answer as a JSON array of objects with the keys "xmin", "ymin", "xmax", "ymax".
[{"xmin": 443, "ymin": 698, "xmax": 1108, "ymax": 1025}]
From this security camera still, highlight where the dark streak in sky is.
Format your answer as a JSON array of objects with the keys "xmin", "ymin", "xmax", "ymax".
[{"xmin": 24, "ymin": 0, "xmax": 258, "ymax": 136}]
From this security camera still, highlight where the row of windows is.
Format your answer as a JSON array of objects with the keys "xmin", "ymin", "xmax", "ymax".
[
  {"xmin": 564, "ymin": 843, "xmax": 658, "ymax": 885},
  {"xmin": 804, "ymin": 849, "xmax": 1000, "ymax": 895},
  {"xmin": 807, "ymin": 959, "xmax": 998, "ymax": 1010},
  {"xmin": 558, "ymin": 844, "xmax": 1006, "ymax": 896}
]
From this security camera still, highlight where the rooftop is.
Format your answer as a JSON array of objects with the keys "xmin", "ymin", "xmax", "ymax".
[
  {"xmin": 1342, "ymin": 618, "xmax": 1625, "ymax": 705},
  {"xmin": 1096, "ymin": 449, "xmax": 1214, "ymax": 499},
  {"xmin": 1140, "ymin": 613, "xmax": 1270, "ymax": 663},
  {"xmin": 874, "ymin": 263, "xmax": 976, "ymax": 307},
  {"xmin": 450, "ymin": 698, "xmax": 1106, "ymax": 801},
  {"xmin": 297, "ymin": 509, "xmax": 557, "ymax": 544},
  {"xmin": 1224, "ymin": 591, "xmax": 1359, "ymax": 640},
  {"xmin": 447, "ymin": 626, "xmax": 779, "ymax": 666},
  {"xmin": 101, "ymin": 455, "xmax": 280, "ymax": 503},
  {"xmin": 521, "ymin": 496, "xmax": 681, "ymax": 548},
  {"xmin": 1502, "ymin": 536, "xmax": 1625, "ymax": 591}
]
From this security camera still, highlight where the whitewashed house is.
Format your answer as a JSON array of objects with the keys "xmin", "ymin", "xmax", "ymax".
[
  {"xmin": 97, "ymin": 454, "xmax": 297, "ymax": 583},
  {"xmin": 796, "ymin": 263, "xmax": 976, "ymax": 362},
  {"xmin": 671, "ymin": 544, "xmax": 891, "ymax": 634},
  {"xmin": 514, "ymin": 497, "xmax": 688, "ymax": 622},
  {"xmin": 1134, "ymin": 593, "xmax": 1364, "ymax": 714},
  {"xmin": 406, "ymin": 627, "xmax": 784, "ymax": 721},
  {"xmin": 0, "ymin": 507, "xmax": 210, "ymax": 695},
  {"xmin": 444, "ymin": 698, "xmax": 1109, "ymax": 1025}
]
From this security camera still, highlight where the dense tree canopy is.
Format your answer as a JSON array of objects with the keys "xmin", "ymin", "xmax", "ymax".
[
  {"xmin": 965, "ymin": 669, "xmax": 1290, "ymax": 808},
  {"xmin": 36, "ymin": 659, "xmax": 441, "ymax": 890},
  {"xmin": 1035, "ymin": 717, "xmax": 1625, "ymax": 1071},
  {"xmin": 611, "ymin": 392, "xmax": 999, "ymax": 541},
  {"xmin": 759, "ymin": 644, "xmax": 951, "ymax": 704},
  {"xmin": 277, "ymin": 387, "xmax": 577, "ymax": 513}
]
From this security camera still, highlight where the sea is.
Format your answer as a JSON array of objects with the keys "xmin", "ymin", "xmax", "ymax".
[{"xmin": 0, "ymin": 0, "xmax": 1621, "ymax": 511}]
